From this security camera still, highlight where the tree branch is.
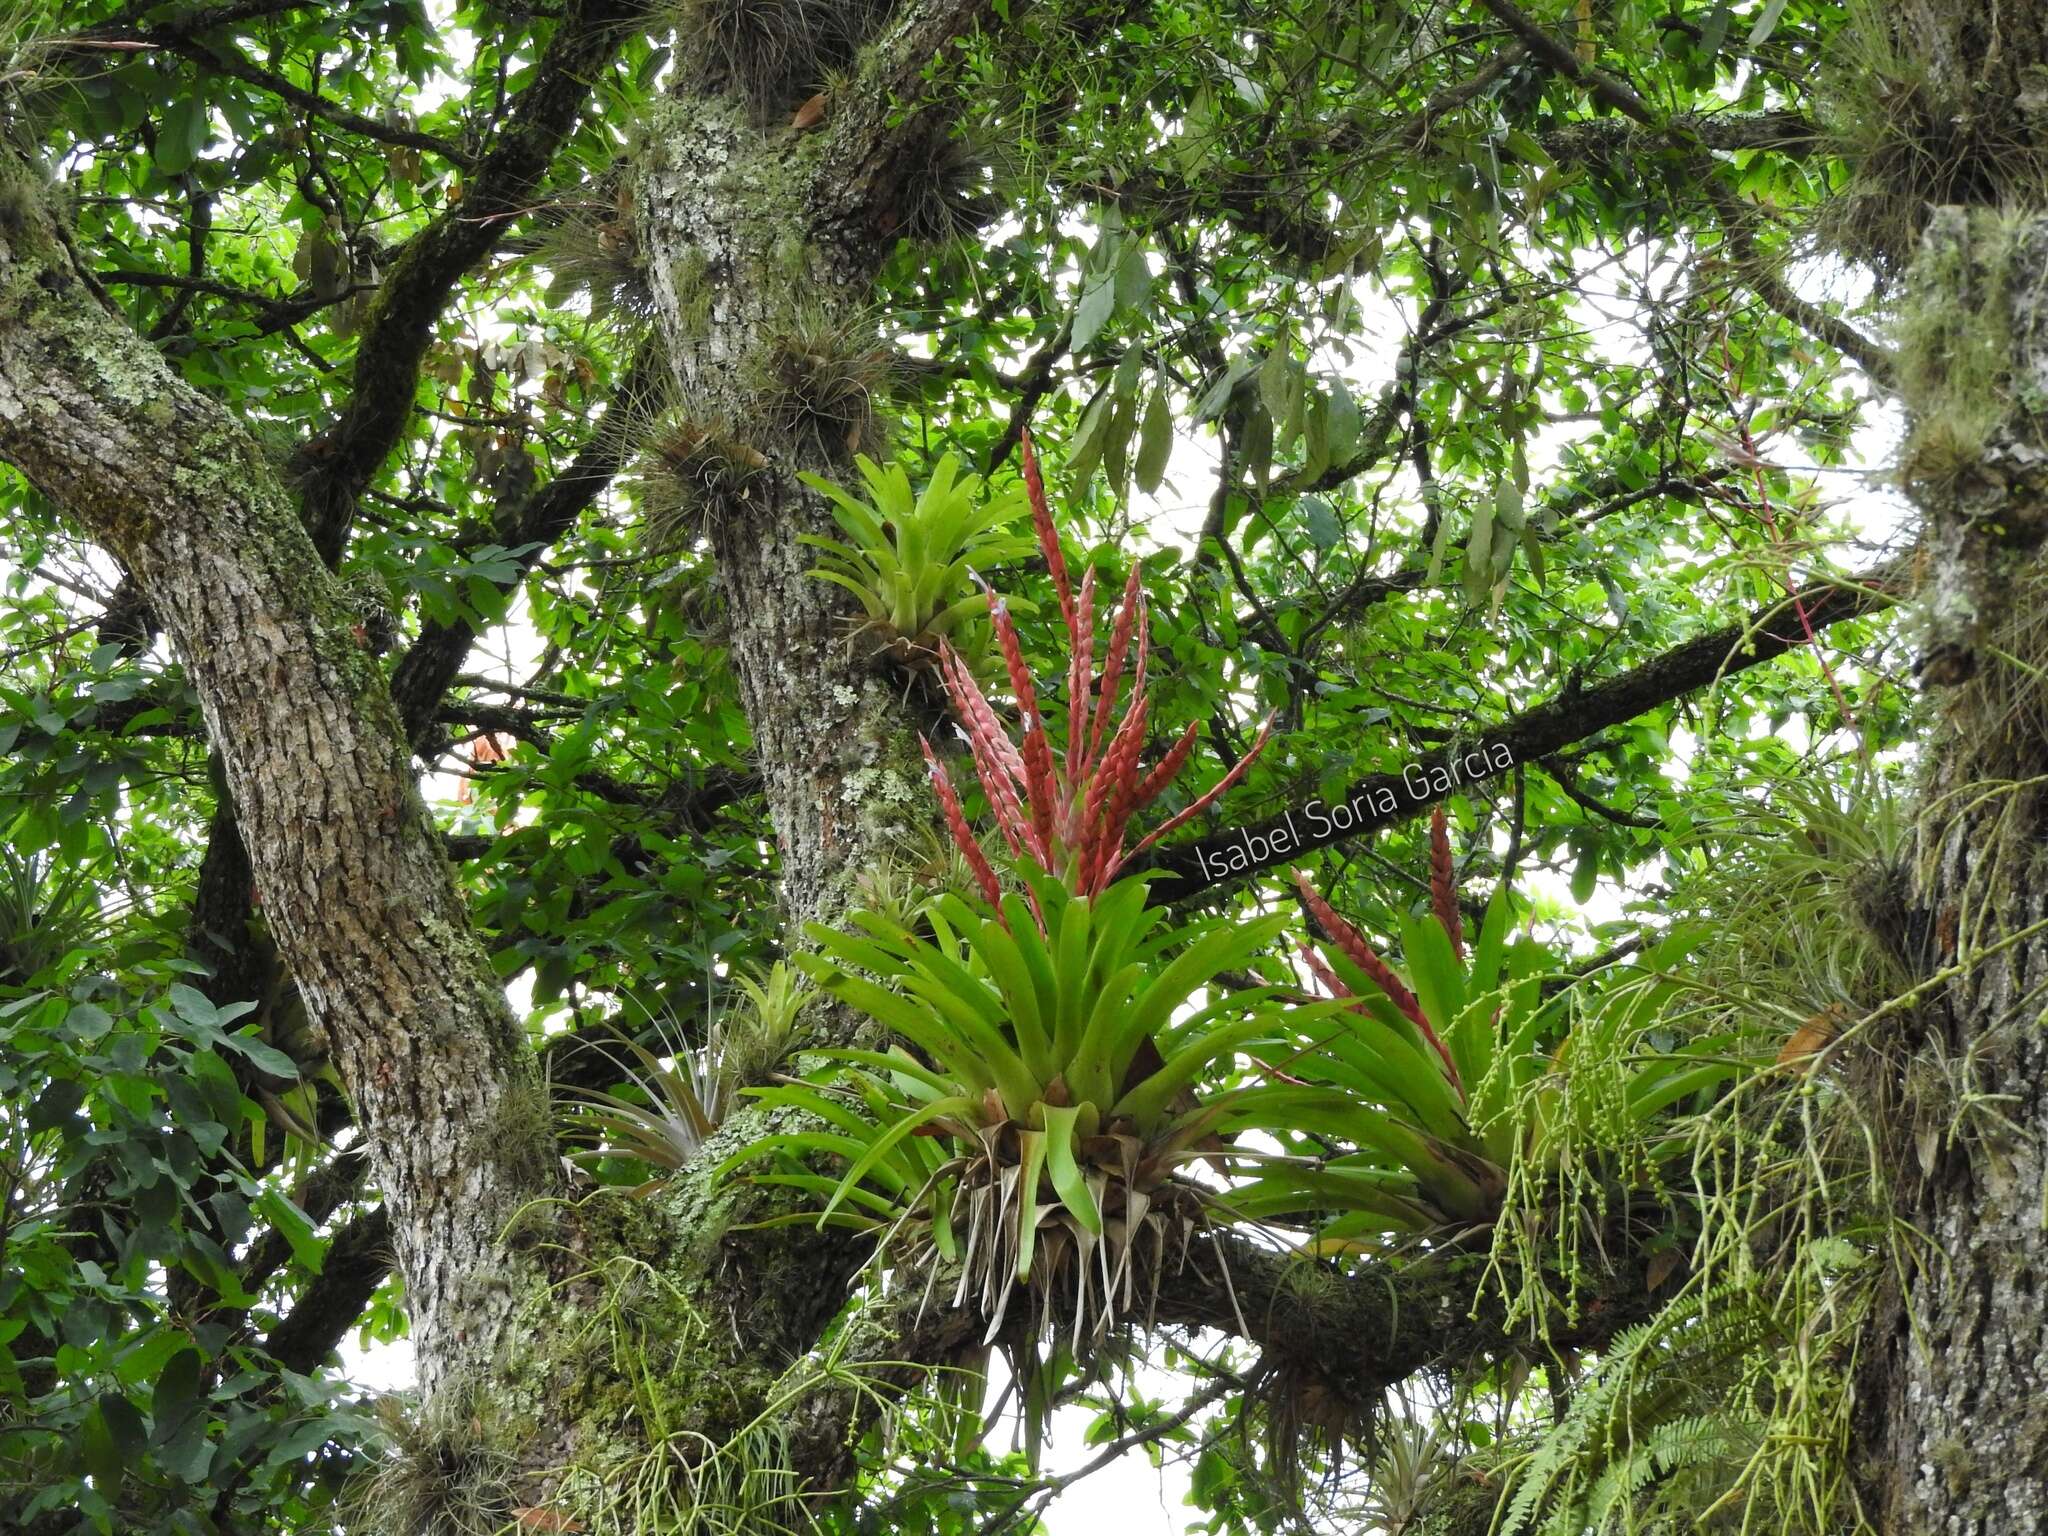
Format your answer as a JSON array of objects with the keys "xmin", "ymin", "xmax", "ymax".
[
  {"xmin": 262, "ymin": 1206, "xmax": 394, "ymax": 1374},
  {"xmin": 1137, "ymin": 563, "xmax": 1899, "ymax": 904},
  {"xmin": 388, "ymin": 344, "xmax": 665, "ymax": 746},
  {"xmin": 293, "ymin": 0, "xmax": 648, "ymax": 562},
  {"xmin": 1472, "ymin": 0, "xmax": 1657, "ymax": 124},
  {"xmin": 809, "ymin": 0, "xmax": 1000, "ymax": 235},
  {"xmin": 79, "ymin": 27, "xmax": 475, "ymax": 168},
  {"xmin": 1707, "ymin": 182, "xmax": 1898, "ymax": 388}
]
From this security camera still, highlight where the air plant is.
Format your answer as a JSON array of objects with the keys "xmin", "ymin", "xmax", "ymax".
[
  {"xmin": 755, "ymin": 870, "xmax": 1290, "ymax": 1346},
  {"xmin": 1230, "ymin": 810, "xmax": 1760, "ymax": 1253},
  {"xmin": 797, "ymin": 451, "xmax": 1036, "ymax": 667},
  {"xmin": 557, "ymin": 1021, "xmax": 728, "ymax": 1192},
  {"xmin": 730, "ymin": 431, "xmax": 1286, "ymax": 1454},
  {"xmin": 558, "ymin": 965, "xmax": 806, "ymax": 1192}
]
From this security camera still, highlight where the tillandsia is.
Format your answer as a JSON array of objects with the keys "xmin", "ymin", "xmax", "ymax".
[
  {"xmin": 727, "ymin": 435, "xmax": 1293, "ymax": 1455},
  {"xmin": 1232, "ymin": 809, "xmax": 1763, "ymax": 1256},
  {"xmin": 920, "ymin": 430, "xmax": 1273, "ymax": 912},
  {"xmin": 797, "ymin": 450, "xmax": 1037, "ymax": 667}
]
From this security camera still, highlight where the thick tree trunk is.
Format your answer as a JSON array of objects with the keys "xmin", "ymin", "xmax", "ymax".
[
  {"xmin": 634, "ymin": 0, "xmax": 995, "ymax": 933},
  {"xmin": 1851, "ymin": 209, "xmax": 2048, "ymax": 1531},
  {"xmin": 636, "ymin": 90, "xmax": 933, "ymax": 932},
  {"xmin": 0, "ymin": 157, "xmax": 554, "ymax": 1400}
]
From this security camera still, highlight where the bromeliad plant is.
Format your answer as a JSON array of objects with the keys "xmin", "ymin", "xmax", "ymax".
[
  {"xmin": 558, "ymin": 964, "xmax": 809, "ymax": 1193},
  {"xmin": 756, "ymin": 872, "xmax": 1289, "ymax": 1344},
  {"xmin": 1228, "ymin": 810, "xmax": 1760, "ymax": 1255},
  {"xmin": 733, "ymin": 433, "xmax": 1283, "ymax": 1373},
  {"xmin": 798, "ymin": 450, "xmax": 1036, "ymax": 666},
  {"xmin": 918, "ymin": 430, "xmax": 1272, "ymax": 908}
]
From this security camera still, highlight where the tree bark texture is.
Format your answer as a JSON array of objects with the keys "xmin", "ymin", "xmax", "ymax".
[
  {"xmin": 1852, "ymin": 208, "xmax": 2048, "ymax": 1532},
  {"xmin": 634, "ymin": 0, "xmax": 997, "ymax": 935},
  {"xmin": 0, "ymin": 158, "xmax": 552, "ymax": 1402}
]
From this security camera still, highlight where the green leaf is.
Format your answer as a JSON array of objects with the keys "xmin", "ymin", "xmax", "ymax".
[
  {"xmin": 1012, "ymin": 1128, "xmax": 1050, "ymax": 1280},
  {"xmin": 1300, "ymin": 495, "xmax": 1341, "ymax": 549},
  {"xmin": 1571, "ymin": 838, "xmax": 1600, "ymax": 903},
  {"xmin": 1041, "ymin": 1104, "xmax": 1101, "ymax": 1233},
  {"xmin": 1113, "ymin": 240, "xmax": 1151, "ymax": 310},
  {"xmin": 63, "ymin": 1002, "xmax": 112, "ymax": 1042},
  {"xmin": 1135, "ymin": 386, "xmax": 1173, "ymax": 495},
  {"xmin": 1073, "ymin": 274, "xmax": 1116, "ymax": 352},
  {"xmin": 821, "ymin": 1095, "xmax": 977, "ymax": 1225},
  {"xmin": 1258, "ymin": 339, "xmax": 1294, "ymax": 424},
  {"xmin": 158, "ymin": 97, "xmax": 211, "ymax": 175}
]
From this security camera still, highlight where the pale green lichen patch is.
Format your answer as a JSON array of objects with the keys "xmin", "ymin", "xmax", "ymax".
[{"xmin": 1894, "ymin": 208, "xmax": 2031, "ymax": 491}]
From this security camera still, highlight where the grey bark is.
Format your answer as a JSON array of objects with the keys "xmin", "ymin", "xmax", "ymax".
[
  {"xmin": 635, "ymin": 0, "xmax": 997, "ymax": 934},
  {"xmin": 0, "ymin": 157, "xmax": 553, "ymax": 1402},
  {"xmin": 1852, "ymin": 209, "xmax": 2048, "ymax": 1532}
]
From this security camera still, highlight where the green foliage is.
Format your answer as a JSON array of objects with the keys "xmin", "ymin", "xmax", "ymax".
[
  {"xmin": 1496, "ymin": 1287, "xmax": 1776, "ymax": 1535},
  {"xmin": 558, "ymin": 1021, "xmax": 729, "ymax": 1185},
  {"xmin": 0, "ymin": 966, "xmax": 375, "ymax": 1533},
  {"xmin": 1485, "ymin": 776, "xmax": 1915, "ymax": 1536},
  {"xmin": 0, "ymin": 0, "xmax": 1945, "ymax": 1525},
  {"xmin": 798, "ymin": 452, "xmax": 1035, "ymax": 666},
  {"xmin": 1238, "ymin": 838, "xmax": 1763, "ymax": 1267},
  {"xmin": 748, "ymin": 871, "xmax": 1288, "ymax": 1344},
  {"xmin": 0, "ymin": 848, "xmax": 101, "ymax": 985},
  {"xmin": 559, "ymin": 964, "xmax": 809, "ymax": 1189}
]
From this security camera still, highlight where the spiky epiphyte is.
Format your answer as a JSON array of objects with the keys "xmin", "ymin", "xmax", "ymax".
[
  {"xmin": 746, "ymin": 304, "xmax": 895, "ymax": 456},
  {"xmin": 672, "ymin": 0, "xmax": 893, "ymax": 117},
  {"xmin": 631, "ymin": 410, "xmax": 770, "ymax": 549},
  {"xmin": 533, "ymin": 192, "xmax": 656, "ymax": 330},
  {"xmin": 557, "ymin": 968, "xmax": 806, "ymax": 1193},
  {"xmin": 756, "ymin": 866, "xmax": 1293, "ymax": 1462},
  {"xmin": 728, "ymin": 442, "xmax": 1295, "ymax": 1455},
  {"xmin": 798, "ymin": 449, "xmax": 1035, "ymax": 669},
  {"xmin": 1242, "ymin": 817, "xmax": 1766, "ymax": 1258},
  {"xmin": 922, "ymin": 432, "xmax": 1273, "ymax": 910},
  {"xmin": 347, "ymin": 1386, "xmax": 526, "ymax": 1536},
  {"xmin": 1817, "ymin": 0, "xmax": 2048, "ymax": 273},
  {"xmin": 896, "ymin": 124, "xmax": 1009, "ymax": 245}
]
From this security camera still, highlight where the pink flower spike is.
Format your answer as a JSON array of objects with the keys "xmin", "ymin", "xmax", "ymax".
[
  {"xmin": 1084, "ymin": 690, "xmax": 1148, "ymax": 858},
  {"xmin": 1128, "ymin": 721, "xmax": 1201, "ymax": 815},
  {"xmin": 936, "ymin": 643, "xmax": 1037, "ymax": 861},
  {"xmin": 987, "ymin": 582, "xmax": 1042, "ymax": 731},
  {"xmin": 1020, "ymin": 430, "xmax": 1075, "ymax": 638},
  {"xmin": 922, "ymin": 736, "xmax": 1004, "ymax": 910},
  {"xmin": 1019, "ymin": 713, "xmax": 1059, "ymax": 870},
  {"xmin": 1430, "ymin": 805, "xmax": 1465, "ymax": 959},
  {"xmin": 1297, "ymin": 941, "xmax": 1355, "ymax": 1002},
  {"xmin": 937, "ymin": 641, "xmax": 1023, "ymax": 786},
  {"xmin": 1291, "ymin": 869, "xmax": 1461, "ymax": 1095},
  {"xmin": 1090, "ymin": 565, "xmax": 1143, "ymax": 763},
  {"xmin": 1131, "ymin": 714, "xmax": 1274, "ymax": 854},
  {"xmin": 1066, "ymin": 564, "xmax": 1096, "ymax": 783}
]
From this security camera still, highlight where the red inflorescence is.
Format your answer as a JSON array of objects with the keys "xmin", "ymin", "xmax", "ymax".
[
  {"xmin": 1429, "ymin": 805, "xmax": 1465, "ymax": 961},
  {"xmin": 1292, "ymin": 865, "xmax": 1462, "ymax": 1097},
  {"xmin": 916, "ymin": 431, "xmax": 1271, "ymax": 921}
]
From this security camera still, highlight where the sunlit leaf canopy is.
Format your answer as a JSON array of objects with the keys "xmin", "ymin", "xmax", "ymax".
[{"xmin": 0, "ymin": 0, "xmax": 1913, "ymax": 1528}]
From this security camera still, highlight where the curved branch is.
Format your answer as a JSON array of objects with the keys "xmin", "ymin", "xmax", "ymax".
[
  {"xmin": 78, "ymin": 28, "xmax": 476, "ymax": 168},
  {"xmin": 293, "ymin": 0, "xmax": 649, "ymax": 562},
  {"xmin": 1137, "ymin": 564, "xmax": 1899, "ymax": 904}
]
